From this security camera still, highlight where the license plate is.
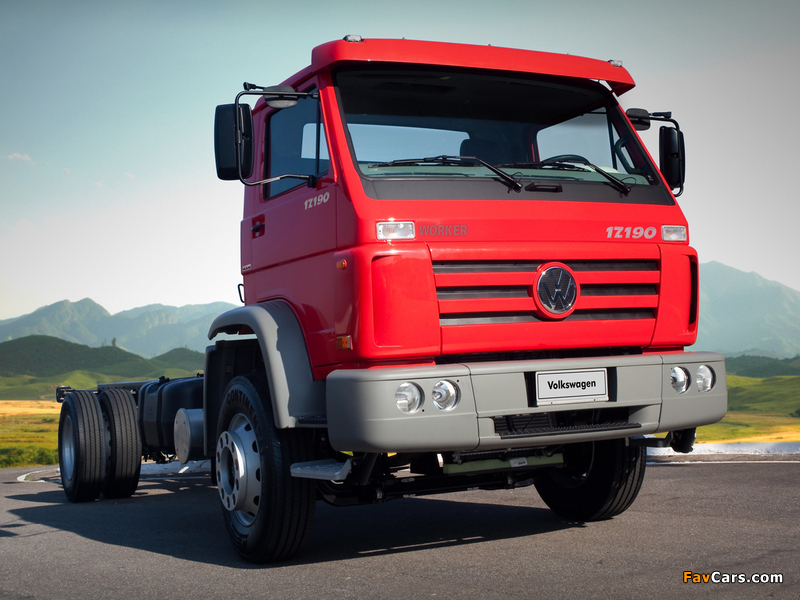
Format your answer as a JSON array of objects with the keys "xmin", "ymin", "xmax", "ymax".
[{"xmin": 536, "ymin": 368, "xmax": 609, "ymax": 405}]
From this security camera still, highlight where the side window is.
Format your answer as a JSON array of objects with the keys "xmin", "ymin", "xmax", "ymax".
[{"xmin": 266, "ymin": 93, "xmax": 329, "ymax": 198}]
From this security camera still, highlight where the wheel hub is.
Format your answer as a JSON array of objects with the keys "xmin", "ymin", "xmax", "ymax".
[{"xmin": 216, "ymin": 414, "xmax": 261, "ymax": 526}]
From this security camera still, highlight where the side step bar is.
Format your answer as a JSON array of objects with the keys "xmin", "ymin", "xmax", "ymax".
[{"xmin": 291, "ymin": 458, "xmax": 352, "ymax": 481}]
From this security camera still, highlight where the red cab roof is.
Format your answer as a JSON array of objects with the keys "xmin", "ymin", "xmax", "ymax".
[{"xmin": 310, "ymin": 38, "xmax": 635, "ymax": 95}]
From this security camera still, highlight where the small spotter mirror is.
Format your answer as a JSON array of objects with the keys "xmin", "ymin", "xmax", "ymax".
[
  {"xmin": 626, "ymin": 108, "xmax": 651, "ymax": 131},
  {"xmin": 263, "ymin": 85, "xmax": 299, "ymax": 109}
]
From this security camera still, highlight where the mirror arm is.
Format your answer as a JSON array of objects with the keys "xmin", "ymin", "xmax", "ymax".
[
  {"xmin": 242, "ymin": 173, "xmax": 317, "ymax": 188},
  {"xmin": 232, "ymin": 88, "xmax": 320, "ymax": 187},
  {"xmin": 648, "ymin": 111, "xmax": 681, "ymax": 131}
]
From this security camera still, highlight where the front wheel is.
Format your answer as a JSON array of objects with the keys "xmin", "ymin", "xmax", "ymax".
[
  {"xmin": 216, "ymin": 373, "xmax": 316, "ymax": 563},
  {"xmin": 534, "ymin": 439, "xmax": 646, "ymax": 521}
]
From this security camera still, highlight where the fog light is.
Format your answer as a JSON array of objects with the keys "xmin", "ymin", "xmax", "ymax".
[
  {"xmin": 696, "ymin": 365, "xmax": 715, "ymax": 392},
  {"xmin": 395, "ymin": 382, "xmax": 423, "ymax": 414},
  {"xmin": 431, "ymin": 380, "xmax": 459, "ymax": 411},
  {"xmin": 670, "ymin": 367, "xmax": 690, "ymax": 394}
]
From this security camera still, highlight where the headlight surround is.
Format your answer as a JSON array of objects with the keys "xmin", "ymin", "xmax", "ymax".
[
  {"xmin": 431, "ymin": 380, "xmax": 460, "ymax": 411},
  {"xmin": 395, "ymin": 382, "xmax": 423, "ymax": 414},
  {"xmin": 670, "ymin": 367, "xmax": 690, "ymax": 394},
  {"xmin": 696, "ymin": 365, "xmax": 715, "ymax": 392}
]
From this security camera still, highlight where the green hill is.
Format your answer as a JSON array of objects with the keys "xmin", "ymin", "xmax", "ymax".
[
  {"xmin": 726, "ymin": 375, "xmax": 800, "ymax": 416},
  {"xmin": 152, "ymin": 347, "xmax": 206, "ymax": 372},
  {"xmin": 0, "ymin": 336, "xmax": 205, "ymax": 400},
  {"xmin": 725, "ymin": 354, "xmax": 800, "ymax": 378},
  {"xmin": 0, "ymin": 335, "xmax": 204, "ymax": 377}
]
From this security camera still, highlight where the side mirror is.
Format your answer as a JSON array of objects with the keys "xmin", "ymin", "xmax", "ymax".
[
  {"xmin": 626, "ymin": 108, "xmax": 651, "ymax": 131},
  {"xmin": 214, "ymin": 103, "xmax": 253, "ymax": 181},
  {"xmin": 659, "ymin": 126, "xmax": 685, "ymax": 192}
]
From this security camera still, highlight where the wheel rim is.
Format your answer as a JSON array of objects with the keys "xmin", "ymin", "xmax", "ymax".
[
  {"xmin": 217, "ymin": 413, "xmax": 261, "ymax": 527},
  {"xmin": 62, "ymin": 414, "xmax": 75, "ymax": 481}
]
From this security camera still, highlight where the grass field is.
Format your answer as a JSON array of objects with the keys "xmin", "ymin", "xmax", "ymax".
[
  {"xmin": 0, "ymin": 401, "xmax": 61, "ymax": 468},
  {"xmin": 2, "ymin": 374, "xmax": 798, "ymax": 469}
]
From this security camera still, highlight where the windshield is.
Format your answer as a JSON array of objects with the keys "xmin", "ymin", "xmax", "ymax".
[{"xmin": 335, "ymin": 68, "xmax": 671, "ymax": 205}]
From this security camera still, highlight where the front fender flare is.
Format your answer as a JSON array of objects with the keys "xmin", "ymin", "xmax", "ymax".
[{"xmin": 208, "ymin": 301, "xmax": 325, "ymax": 428}]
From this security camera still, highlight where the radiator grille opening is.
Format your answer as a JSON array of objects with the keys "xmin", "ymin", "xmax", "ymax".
[
  {"xmin": 434, "ymin": 258, "xmax": 660, "ymax": 326},
  {"xmin": 491, "ymin": 408, "xmax": 639, "ymax": 439}
]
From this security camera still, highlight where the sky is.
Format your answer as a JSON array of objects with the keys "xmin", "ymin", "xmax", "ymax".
[{"xmin": 2, "ymin": 0, "xmax": 799, "ymax": 320}]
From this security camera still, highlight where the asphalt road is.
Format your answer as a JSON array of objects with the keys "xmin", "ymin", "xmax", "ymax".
[{"xmin": 0, "ymin": 459, "xmax": 797, "ymax": 600}]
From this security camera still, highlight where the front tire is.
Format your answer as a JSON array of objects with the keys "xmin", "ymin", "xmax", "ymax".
[
  {"xmin": 534, "ymin": 439, "xmax": 646, "ymax": 521},
  {"xmin": 216, "ymin": 373, "xmax": 316, "ymax": 563}
]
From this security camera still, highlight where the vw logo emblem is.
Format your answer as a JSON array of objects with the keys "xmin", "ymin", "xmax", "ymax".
[{"xmin": 534, "ymin": 263, "xmax": 579, "ymax": 319}]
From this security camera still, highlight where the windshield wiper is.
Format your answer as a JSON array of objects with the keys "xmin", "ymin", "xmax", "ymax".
[
  {"xmin": 501, "ymin": 158, "xmax": 632, "ymax": 196},
  {"xmin": 368, "ymin": 155, "xmax": 523, "ymax": 192}
]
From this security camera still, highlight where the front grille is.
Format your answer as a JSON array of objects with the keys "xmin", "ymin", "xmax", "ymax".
[
  {"xmin": 492, "ymin": 410, "xmax": 641, "ymax": 439},
  {"xmin": 434, "ymin": 259, "xmax": 659, "ymax": 326}
]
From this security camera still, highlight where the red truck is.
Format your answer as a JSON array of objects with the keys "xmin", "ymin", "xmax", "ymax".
[{"xmin": 57, "ymin": 36, "xmax": 727, "ymax": 563}]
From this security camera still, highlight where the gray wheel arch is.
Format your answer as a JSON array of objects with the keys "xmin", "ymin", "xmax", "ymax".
[{"xmin": 208, "ymin": 301, "xmax": 325, "ymax": 428}]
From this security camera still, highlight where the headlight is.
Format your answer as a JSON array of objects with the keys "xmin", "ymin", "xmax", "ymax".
[
  {"xmin": 662, "ymin": 225, "xmax": 687, "ymax": 241},
  {"xmin": 377, "ymin": 221, "xmax": 415, "ymax": 240},
  {"xmin": 395, "ymin": 382, "xmax": 423, "ymax": 414},
  {"xmin": 670, "ymin": 367, "xmax": 690, "ymax": 394},
  {"xmin": 431, "ymin": 380, "xmax": 459, "ymax": 411},
  {"xmin": 696, "ymin": 365, "xmax": 715, "ymax": 392}
]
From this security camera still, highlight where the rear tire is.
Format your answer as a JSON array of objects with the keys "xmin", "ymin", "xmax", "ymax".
[
  {"xmin": 59, "ymin": 391, "xmax": 106, "ymax": 502},
  {"xmin": 216, "ymin": 373, "xmax": 316, "ymax": 563},
  {"xmin": 98, "ymin": 389, "xmax": 142, "ymax": 499},
  {"xmin": 534, "ymin": 439, "xmax": 646, "ymax": 521}
]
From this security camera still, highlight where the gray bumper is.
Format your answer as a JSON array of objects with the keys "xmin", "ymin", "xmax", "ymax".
[{"xmin": 326, "ymin": 352, "xmax": 727, "ymax": 453}]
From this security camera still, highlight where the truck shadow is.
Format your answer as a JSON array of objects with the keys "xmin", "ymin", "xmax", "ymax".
[{"xmin": 7, "ymin": 476, "xmax": 583, "ymax": 568}]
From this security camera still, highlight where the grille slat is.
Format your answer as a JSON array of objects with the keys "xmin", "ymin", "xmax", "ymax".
[{"xmin": 432, "ymin": 259, "xmax": 658, "ymax": 274}]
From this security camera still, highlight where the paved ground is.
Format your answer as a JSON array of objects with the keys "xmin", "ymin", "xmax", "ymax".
[{"xmin": 1, "ymin": 457, "xmax": 798, "ymax": 600}]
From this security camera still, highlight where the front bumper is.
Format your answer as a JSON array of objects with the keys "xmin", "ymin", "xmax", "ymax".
[{"xmin": 326, "ymin": 352, "xmax": 727, "ymax": 453}]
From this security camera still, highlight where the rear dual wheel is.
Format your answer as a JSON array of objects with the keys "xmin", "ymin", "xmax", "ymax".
[
  {"xmin": 98, "ymin": 389, "xmax": 142, "ymax": 498},
  {"xmin": 58, "ymin": 389, "xmax": 141, "ymax": 502},
  {"xmin": 59, "ymin": 391, "xmax": 106, "ymax": 502}
]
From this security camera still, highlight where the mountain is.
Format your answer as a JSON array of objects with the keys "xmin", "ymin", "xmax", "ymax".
[
  {"xmin": 696, "ymin": 262, "xmax": 800, "ymax": 358},
  {"xmin": 0, "ymin": 299, "xmax": 237, "ymax": 358},
  {"xmin": 0, "ymin": 335, "xmax": 205, "ymax": 378}
]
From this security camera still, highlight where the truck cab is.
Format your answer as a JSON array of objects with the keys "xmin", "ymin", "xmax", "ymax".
[{"xmin": 56, "ymin": 37, "xmax": 726, "ymax": 565}]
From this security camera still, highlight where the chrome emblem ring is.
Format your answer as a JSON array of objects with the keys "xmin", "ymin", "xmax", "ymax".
[{"xmin": 534, "ymin": 264, "xmax": 579, "ymax": 318}]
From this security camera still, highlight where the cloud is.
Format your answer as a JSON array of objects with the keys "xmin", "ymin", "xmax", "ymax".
[
  {"xmin": 7, "ymin": 153, "xmax": 32, "ymax": 161},
  {"xmin": 125, "ymin": 172, "xmax": 136, "ymax": 179}
]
